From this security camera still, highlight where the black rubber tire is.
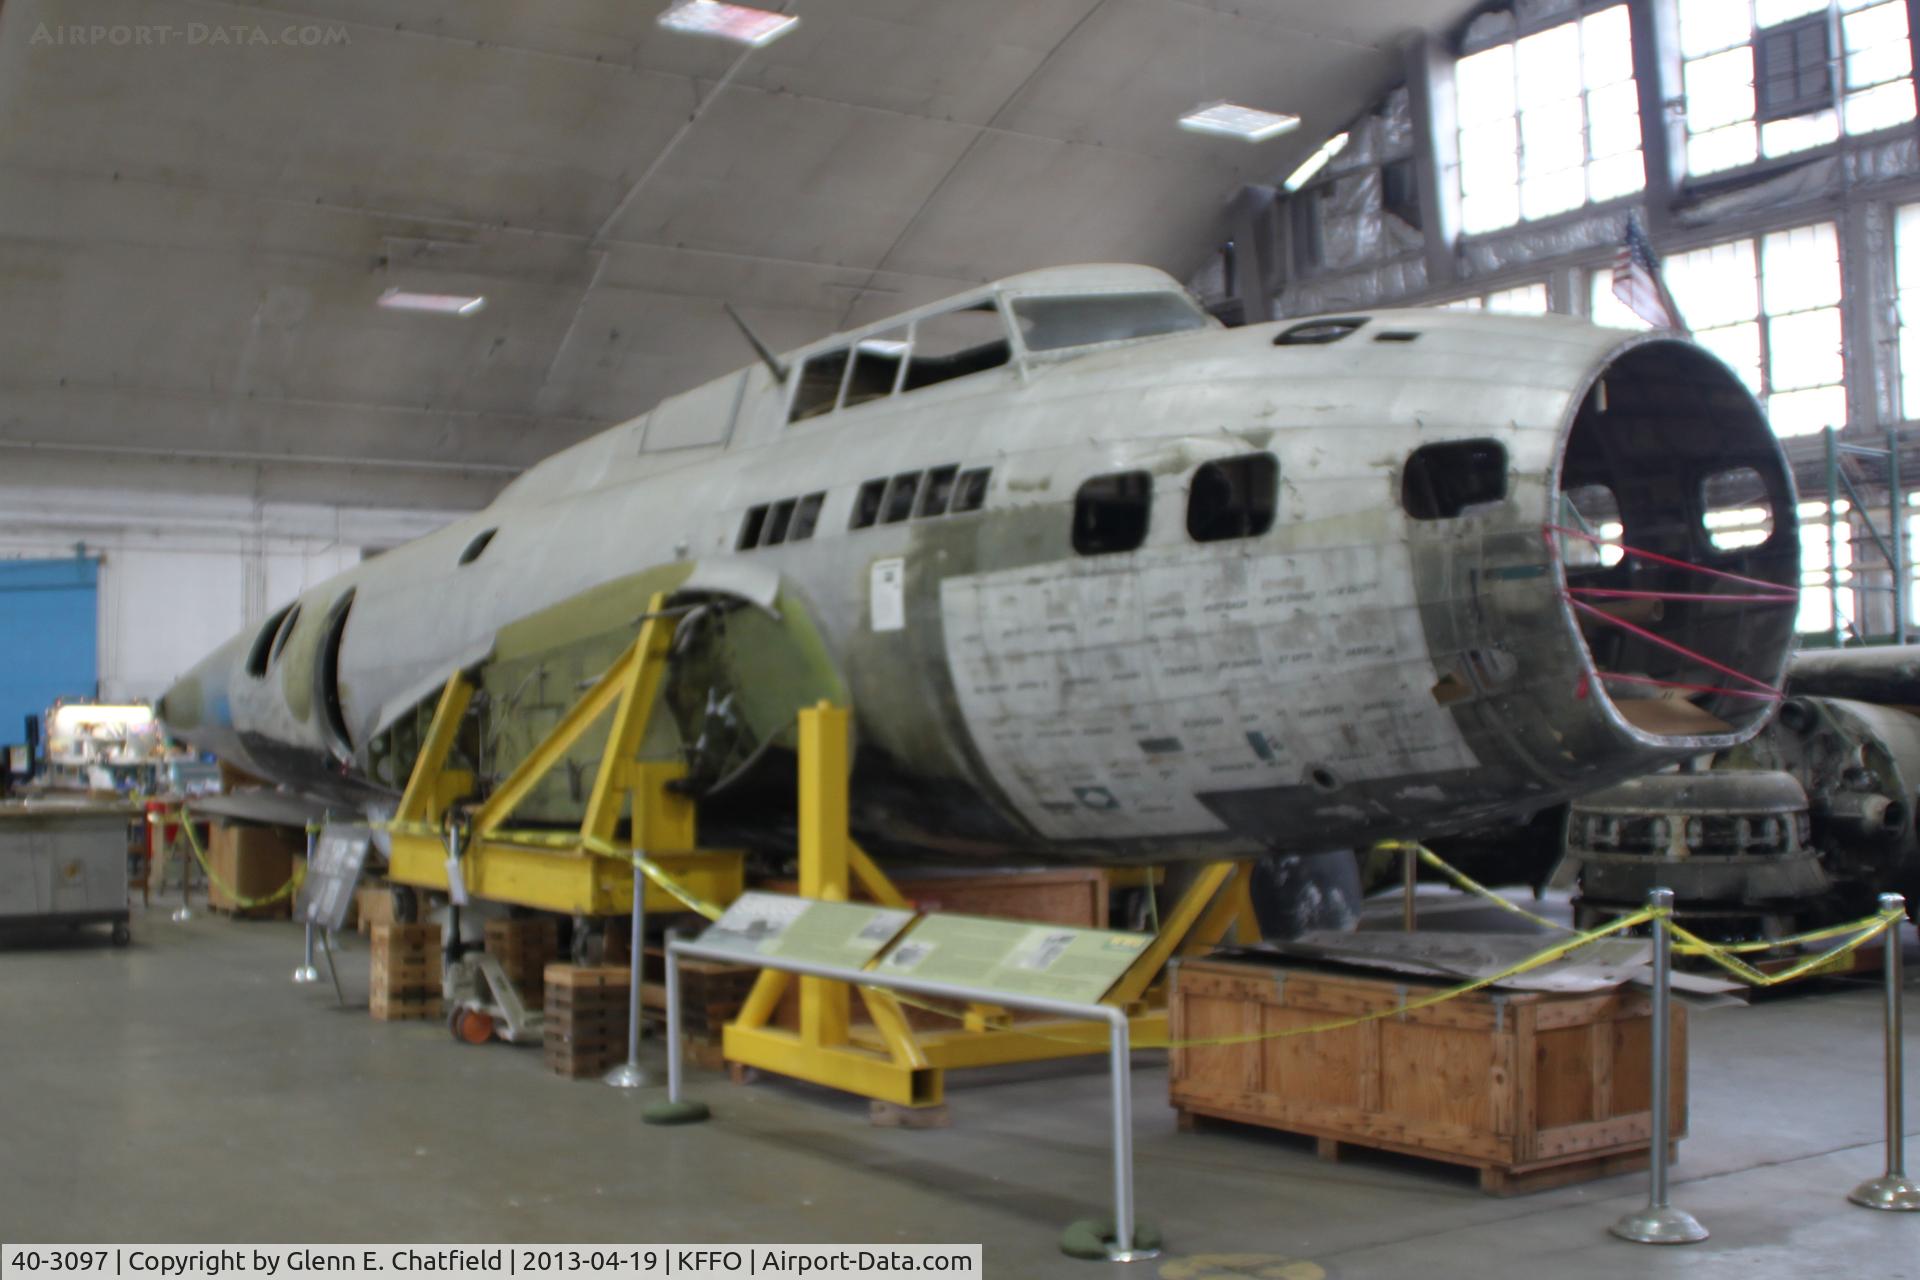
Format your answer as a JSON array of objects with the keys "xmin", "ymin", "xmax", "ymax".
[{"xmin": 111, "ymin": 921, "xmax": 131, "ymax": 947}]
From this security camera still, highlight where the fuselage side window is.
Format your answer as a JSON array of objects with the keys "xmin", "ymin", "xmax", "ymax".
[
  {"xmin": 850, "ymin": 479, "xmax": 886, "ymax": 530},
  {"xmin": 881, "ymin": 472, "xmax": 923, "ymax": 524},
  {"xmin": 790, "ymin": 349, "xmax": 850, "ymax": 423},
  {"xmin": 917, "ymin": 465, "xmax": 960, "ymax": 518},
  {"xmin": 1402, "ymin": 440, "xmax": 1508, "ymax": 519},
  {"xmin": 1074, "ymin": 472, "xmax": 1153, "ymax": 555},
  {"xmin": 903, "ymin": 302, "xmax": 1010, "ymax": 392},
  {"xmin": 764, "ymin": 498, "xmax": 798, "ymax": 547},
  {"xmin": 951, "ymin": 468, "xmax": 991, "ymax": 513},
  {"xmin": 1188, "ymin": 454, "xmax": 1278, "ymax": 542},
  {"xmin": 791, "ymin": 492, "xmax": 825, "ymax": 541},
  {"xmin": 738, "ymin": 504, "xmax": 770, "ymax": 550}
]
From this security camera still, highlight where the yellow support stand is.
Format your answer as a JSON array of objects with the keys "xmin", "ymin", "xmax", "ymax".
[
  {"xmin": 385, "ymin": 593, "xmax": 744, "ymax": 916},
  {"xmin": 721, "ymin": 700, "xmax": 1261, "ymax": 1107}
]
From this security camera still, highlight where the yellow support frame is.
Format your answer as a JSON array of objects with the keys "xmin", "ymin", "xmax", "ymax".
[
  {"xmin": 721, "ymin": 701, "xmax": 1260, "ymax": 1107},
  {"xmin": 386, "ymin": 593, "xmax": 744, "ymax": 916}
]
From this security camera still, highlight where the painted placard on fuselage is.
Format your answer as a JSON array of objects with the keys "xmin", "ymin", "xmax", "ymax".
[
  {"xmin": 877, "ymin": 914, "xmax": 1149, "ymax": 1004},
  {"xmin": 697, "ymin": 891, "xmax": 914, "ymax": 968}
]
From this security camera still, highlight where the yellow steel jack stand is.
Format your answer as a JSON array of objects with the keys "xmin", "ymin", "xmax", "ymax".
[
  {"xmin": 721, "ymin": 701, "xmax": 1262, "ymax": 1108},
  {"xmin": 385, "ymin": 593, "xmax": 744, "ymax": 916}
]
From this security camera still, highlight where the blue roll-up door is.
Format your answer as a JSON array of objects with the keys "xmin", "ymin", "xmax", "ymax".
[{"xmin": 0, "ymin": 557, "xmax": 99, "ymax": 745}]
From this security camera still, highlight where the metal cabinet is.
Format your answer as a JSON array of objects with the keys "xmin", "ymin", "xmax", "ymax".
[{"xmin": 0, "ymin": 806, "xmax": 132, "ymax": 943}]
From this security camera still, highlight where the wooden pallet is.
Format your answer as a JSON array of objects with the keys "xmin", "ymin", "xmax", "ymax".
[
  {"xmin": 370, "ymin": 991, "xmax": 444, "ymax": 1022},
  {"xmin": 543, "ymin": 964, "xmax": 631, "ymax": 1078},
  {"xmin": 1170, "ymin": 956, "xmax": 1687, "ymax": 1197},
  {"xmin": 369, "ymin": 923, "xmax": 441, "ymax": 1022},
  {"xmin": 486, "ymin": 918, "xmax": 560, "ymax": 1009}
]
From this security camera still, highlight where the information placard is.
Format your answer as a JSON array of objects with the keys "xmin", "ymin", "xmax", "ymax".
[
  {"xmin": 697, "ymin": 891, "xmax": 913, "ymax": 968},
  {"xmin": 295, "ymin": 825, "xmax": 372, "ymax": 931},
  {"xmin": 878, "ymin": 914, "xmax": 1150, "ymax": 1004}
]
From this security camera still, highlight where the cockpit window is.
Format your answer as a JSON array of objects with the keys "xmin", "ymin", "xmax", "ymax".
[
  {"xmin": 1012, "ymin": 292, "xmax": 1207, "ymax": 353},
  {"xmin": 789, "ymin": 348, "xmax": 850, "ymax": 422},
  {"xmin": 903, "ymin": 303, "xmax": 1010, "ymax": 391}
]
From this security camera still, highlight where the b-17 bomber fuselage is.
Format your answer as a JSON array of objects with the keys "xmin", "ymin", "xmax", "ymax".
[{"xmin": 160, "ymin": 264, "xmax": 1801, "ymax": 868}]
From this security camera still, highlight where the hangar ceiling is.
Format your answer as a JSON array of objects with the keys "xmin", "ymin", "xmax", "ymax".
[{"xmin": 0, "ymin": 0, "xmax": 1470, "ymax": 509}]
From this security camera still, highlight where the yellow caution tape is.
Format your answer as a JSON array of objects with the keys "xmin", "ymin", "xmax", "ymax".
[
  {"xmin": 879, "ymin": 906, "xmax": 1661, "ymax": 1051},
  {"xmin": 1669, "ymin": 909, "xmax": 1902, "ymax": 987},
  {"xmin": 150, "ymin": 806, "xmax": 304, "ymax": 909},
  {"xmin": 1380, "ymin": 839, "xmax": 1906, "ymax": 959}
]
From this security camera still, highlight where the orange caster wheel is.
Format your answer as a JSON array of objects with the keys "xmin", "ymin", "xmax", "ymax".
[{"xmin": 448, "ymin": 1006, "xmax": 496, "ymax": 1045}]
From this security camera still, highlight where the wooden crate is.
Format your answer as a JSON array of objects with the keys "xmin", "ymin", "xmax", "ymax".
[
  {"xmin": 485, "ymin": 918, "xmax": 561, "ymax": 1009},
  {"xmin": 1169, "ymin": 956, "xmax": 1687, "ymax": 1195},
  {"xmin": 370, "ymin": 991, "xmax": 443, "ymax": 1022},
  {"xmin": 369, "ymin": 923, "xmax": 441, "ymax": 1019},
  {"xmin": 205, "ymin": 821, "xmax": 299, "ymax": 919},
  {"xmin": 543, "ymin": 964, "xmax": 631, "ymax": 1078}
]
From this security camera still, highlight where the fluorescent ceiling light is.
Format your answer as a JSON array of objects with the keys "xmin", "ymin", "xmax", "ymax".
[
  {"xmin": 1178, "ymin": 102, "xmax": 1300, "ymax": 143},
  {"xmin": 658, "ymin": 0, "xmax": 798, "ymax": 46},
  {"xmin": 1282, "ymin": 131, "xmax": 1350, "ymax": 191},
  {"xmin": 378, "ymin": 288, "xmax": 485, "ymax": 316}
]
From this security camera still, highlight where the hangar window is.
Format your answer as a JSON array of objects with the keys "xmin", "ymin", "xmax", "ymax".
[
  {"xmin": 458, "ymin": 529, "xmax": 497, "ymax": 565},
  {"xmin": 951, "ymin": 467, "xmax": 991, "ymax": 513},
  {"xmin": 1454, "ymin": 5, "xmax": 1643, "ymax": 235},
  {"xmin": 1676, "ymin": 0, "xmax": 1914, "ymax": 177},
  {"xmin": 917, "ymin": 465, "xmax": 960, "ymax": 518},
  {"xmin": 1403, "ymin": 440, "xmax": 1508, "ymax": 519},
  {"xmin": 1011, "ymin": 292, "xmax": 1207, "ymax": 352},
  {"xmin": 1702, "ymin": 466, "xmax": 1776, "ymax": 550},
  {"xmin": 790, "ymin": 492, "xmax": 825, "ymax": 541},
  {"xmin": 843, "ymin": 332, "xmax": 908, "ymax": 409},
  {"xmin": 850, "ymin": 479, "xmax": 886, "ymax": 530},
  {"xmin": 1074, "ymin": 472, "xmax": 1153, "ymax": 555},
  {"xmin": 881, "ymin": 472, "xmax": 922, "ymax": 524},
  {"xmin": 245, "ymin": 604, "xmax": 295, "ymax": 678},
  {"xmin": 1188, "ymin": 454, "xmax": 1278, "ymax": 542},
  {"xmin": 903, "ymin": 303, "xmax": 1010, "ymax": 392},
  {"xmin": 763, "ymin": 498, "xmax": 798, "ymax": 546},
  {"xmin": 1655, "ymin": 222, "xmax": 1845, "ymax": 436},
  {"xmin": 738, "ymin": 504, "xmax": 769, "ymax": 550},
  {"xmin": 789, "ymin": 348, "xmax": 850, "ymax": 423}
]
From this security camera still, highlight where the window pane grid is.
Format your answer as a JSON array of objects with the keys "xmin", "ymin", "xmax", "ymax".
[
  {"xmin": 1659, "ymin": 222, "xmax": 1845, "ymax": 436},
  {"xmin": 1680, "ymin": 0, "xmax": 1915, "ymax": 177},
  {"xmin": 1454, "ymin": 6, "xmax": 1643, "ymax": 236}
]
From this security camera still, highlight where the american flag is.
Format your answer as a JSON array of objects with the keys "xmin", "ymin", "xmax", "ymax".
[{"xmin": 1612, "ymin": 211, "xmax": 1687, "ymax": 333}]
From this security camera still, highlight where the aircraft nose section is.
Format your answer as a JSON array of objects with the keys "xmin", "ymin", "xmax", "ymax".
[{"xmin": 1548, "ymin": 338, "xmax": 1799, "ymax": 746}]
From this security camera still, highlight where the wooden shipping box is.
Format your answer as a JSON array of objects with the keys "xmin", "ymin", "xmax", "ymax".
[
  {"xmin": 206, "ymin": 821, "xmax": 300, "ymax": 916},
  {"xmin": 1169, "ymin": 956, "xmax": 1687, "ymax": 1195}
]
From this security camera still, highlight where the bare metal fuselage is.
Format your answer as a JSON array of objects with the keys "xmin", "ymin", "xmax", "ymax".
[{"xmin": 161, "ymin": 266, "xmax": 1800, "ymax": 866}]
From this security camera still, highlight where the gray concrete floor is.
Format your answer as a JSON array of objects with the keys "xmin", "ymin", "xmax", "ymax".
[{"xmin": 3, "ymin": 889, "xmax": 1917, "ymax": 1278}]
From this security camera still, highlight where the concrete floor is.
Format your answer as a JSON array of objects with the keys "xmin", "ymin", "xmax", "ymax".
[{"xmin": 3, "ymin": 890, "xmax": 1917, "ymax": 1278}]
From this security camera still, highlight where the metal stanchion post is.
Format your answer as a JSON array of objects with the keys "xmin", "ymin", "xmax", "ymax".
[
  {"xmin": 293, "ymin": 826, "xmax": 320, "ymax": 984},
  {"xmin": 1103, "ymin": 1010, "xmax": 1157, "ymax": 1263},
  {"xmin": 605, "ymin": 857, "xmax": 649, "ymax": 1089},
  {"xmin": 1402, "ymin": 846, "xmax": 1418, "ymax": 933},
  {"xmin": 1849, "ymin": 894, "xmax": 1920, "ymax": 1211},
  {"xmin": 1610, "ymin": 887, "xmax": 1707, "ymax": 1244},
  {"xmin": 170, "ymin": 815, "xmax": 194, "ymax": 924}
]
